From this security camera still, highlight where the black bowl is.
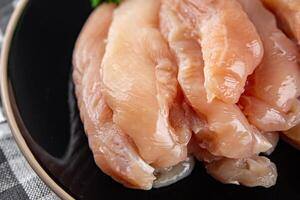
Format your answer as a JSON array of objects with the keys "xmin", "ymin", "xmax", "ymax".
[{"xmin": 1, "ymin": 0, "xmax": 300, "ymax": 199}]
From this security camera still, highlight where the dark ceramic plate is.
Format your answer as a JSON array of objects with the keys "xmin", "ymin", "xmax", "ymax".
[{"xmin": 1, "ymin": 0, "xmax": 300, "ymax": 199}]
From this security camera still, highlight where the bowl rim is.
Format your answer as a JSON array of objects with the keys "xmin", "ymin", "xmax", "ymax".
[{"xmin": 0, "ymin": 1, "xmax": 74, "ymax": 199}]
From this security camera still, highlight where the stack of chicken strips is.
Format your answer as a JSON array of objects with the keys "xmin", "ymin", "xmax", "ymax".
[{"xmin": 73, "ymin": 0, "xmax": 300, "ymax": 190}]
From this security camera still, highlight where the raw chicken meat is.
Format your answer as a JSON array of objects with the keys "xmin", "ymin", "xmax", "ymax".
[
  {"xmin": 263, "ymin": 132, "xmax": 279, "ymax": 155},
  {"xmin": 188, "ymin": 137, "xmax": 222, "ymax": 163},
  {"xmin": 72, "ymin": 4, "xmax": 156, "ymax": 189},
  {"xmin": 262, "ymin": 0, "xmax": 300, "ymax": 44},
  {"xmin": 168, "ymin": 0, "xmax": 264, "ymax": 104},
  {"xmin": 160, "ymin": 0, "xmax": 271, "ymax": 159},
  {"xmin": 206, "ymin": 156, "xmax": 277, "ymax": 188},
  {"xmin": 239, "ymin": 96, "xmax": 300, "ymax": 131},
  {"xmin": 238, "ymin": 0, "xmax": 300, "ymax": 114},
  {"xmin": 251, "ymin": 0, "xmax": 300, "ymax": 158},
  {"xmin": 72, "ymin": 0, "xmax": 300, "ymax": 190},
  {"xmin": 189, "ymin": 136, "xmax": 277, "ymax": 187},
  {"xmin": 101, "ymin": 0, "xmax": 191, "ymax": 168}
]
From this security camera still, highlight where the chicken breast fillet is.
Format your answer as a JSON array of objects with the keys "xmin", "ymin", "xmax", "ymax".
[
  {"xmin": 160, "ymin": 0, "xmax": 271, "ymax": 159},
  {"xmin": 167, "ymin": 0, "xmax": 264, "ymax": 104},
  {"xmin": 262, "ymin": 0, "xmax": 300, "ymax": 44},
  {"xmin": 189, "ymin": 137, "xmax": 277, "ymax": 187},
  {"xmin": 234, "ymin": 0, "xmax": 300, "ymax": 145},
  {"xmin": 73, "ymin": 4, "xmax": 155, "ymax": 190},
  {"xmin": 206, "ymin": 156, "xmax": 277, "ymax": 188},
  {"xmin": 238, "ymin": 0, "xmax": 300, "ymax": 114},
  {"xmin": 239, "ymin": 96, "xmax": 300, "ymax": 132},
  {"xmin": 101, "ymin": 0, "xmax": 191, "ymax": 168}
]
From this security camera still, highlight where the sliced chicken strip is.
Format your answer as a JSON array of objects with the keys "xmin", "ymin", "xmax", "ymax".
[
  {"xmin": 238, "ymin": 0, "xmax": 300, "ymax": 113},
  {"xmin": 206, "ymin": 156, "xmax": 277, "ymax": 188},
  {"xmin": 101, "ymin": 0, "xmax": 190, "ymax": 168},
  {"xmin": 189, "ymin": 136, "xmax": 277, "ymax": 187},
  {"xmin": 72, "ymin": 4, "xmax": 155, "ymax": 190},
  {"xmin": 188, "ymin": 137, "xmax": 222, "ymax": 163},
  {"xmin": 239, "ymin": 96, "xmax": 300, "ymax": 131},
  {"xmin": 262, "ymin": 0, "xmax": 300, "ymax": 44},
  {"xmin": 159, "ymin": 1, "xmax": 270, "ymax": 158},
  {"xmin": 170, "ymin": 0, "xmax": 263, "ymax": 104}
]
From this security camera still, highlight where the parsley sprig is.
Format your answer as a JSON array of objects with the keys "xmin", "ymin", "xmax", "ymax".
[{"xmin": 90, "ymin": 0, "xmax": 121, "ymax": 8}]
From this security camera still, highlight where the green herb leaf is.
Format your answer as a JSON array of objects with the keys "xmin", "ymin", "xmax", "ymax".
[
  {"xmin": 90, "ymin": 0, "xmax": 121, "ymax": 8},
  {"xmin": 90, "ymin": 0, "xmax": 101, "ymax": 8}
]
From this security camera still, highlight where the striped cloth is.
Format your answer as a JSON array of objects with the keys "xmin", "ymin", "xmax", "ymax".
[
  {"xmin": 0, "ymin": 0, "xmax": 60, "ymax": 199},
  {"xmin": 0, "ymin": 120, "xmax": 59, "ymax": 200}
]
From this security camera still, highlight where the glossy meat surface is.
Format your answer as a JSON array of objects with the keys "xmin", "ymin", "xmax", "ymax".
[
  {"xmin": 73, "ymin": 4, "xmax": 155, "ymax": 189},
  {"xmin": 262, "ymin": 0, "xmax": 300, "ymax": 43},
  {"xmin": 101, "ymin": 0, "xmax": 190, "ymax": 168},
  {"xmin": 160, "ymin": 0, "xmax": 270, "ymax": 159},
  {"xmin": 170, "ymin": 0, "xmax": 264, "ymax": 104},
  {"xmin": 206, "ymin": 156, "xmax": 277, "ymax": 188},
  {"xmin": 72, "ymin": 0, "xmax": 300, "ymax": 190},
  {"xmin": 190, "ymin": 137, "xmax": 277, "ymax": 187},
  {"xmin": 239, "ymin": 96, "xmax": 300, "ymax": 131},
  {"xmin": 239, "ymin": 0, "xmax": 300, "ymax": 113}
]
